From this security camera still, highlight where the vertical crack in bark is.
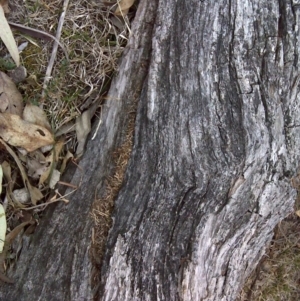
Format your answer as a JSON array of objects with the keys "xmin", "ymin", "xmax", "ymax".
[
  {"xmin": 92, "ymin": 1, "xmax": 158, "ymax": 299},
  {"xmin": 90, "ymin": 109, "xmax": 135, "ymax": 296}
]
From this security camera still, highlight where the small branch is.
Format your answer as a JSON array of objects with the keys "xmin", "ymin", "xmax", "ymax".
[{"xmin": 42, "ymin": 0, "xmax": 70, "ymax": 100}]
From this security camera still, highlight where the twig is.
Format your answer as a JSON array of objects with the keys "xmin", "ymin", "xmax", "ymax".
[
  {"xmin": 42, "ymin": 0, "xmax": 70, "ymax": 100},
  {"xmin": 22, "ymin": 189, "xmax": 74, "ymax": 211},
  {"xmin": 57, "ymin": 181, "xmax": 78, "ymax": 189}
]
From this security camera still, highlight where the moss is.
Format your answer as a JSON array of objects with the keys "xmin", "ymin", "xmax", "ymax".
[{"xmin": 0, "ymin": 58, "xmax": 16, "ymax": 71}]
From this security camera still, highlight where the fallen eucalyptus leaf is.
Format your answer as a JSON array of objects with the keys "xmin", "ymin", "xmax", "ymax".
[
  {"xmin": 49, "ymin": 169, "xmax": 60, "ymax": 189},
  {"xmin": 27, "ymin": 185, "xmax": 43, "ymax": 205},
  {"xmin": 60, "ymin": 150, "xmax": 73, "ymax": 173},
  {"xmin": 0, "ymin": 5, "xmax": 20, "ymax": 66},
  {"xmin": 23, "ymin": 103, "xmax": 51, "ymax": 131},
  {"xmin": 25, "ymin": 150, "xmax": 47, "ymax": 179},
  {"xmin": 0, "ymin": 219, "xmax": 34, "ymax": 282},
  {"xmin": 110, "ymin": 15, "xmax": 126, "ymax": 31},
  {"xmin": 53, "ymin": 139, "xmax": 65, "ymax": 162},
  {"xmin": 5, "ymin": 220, "xmax": 34, "ymax": 245},
  {"xmin": 0, "ymin": 71, "xmax": 23, "ymax": 116},
  {"xmin": 0, "ymin": 113, "xmax": 54, "ymax": 152},
  {"xmin": 1, "ymin": 160, "xmax": 25, "ymax": 208},
  {"xmin": 75, "ymin": 109, "xmax": 92, "ymax": 157},
  {"xmin": 114, "ymin": 0, "xmax": 135, "ymax": 16},
  {"xmin": 0, "ymin": 204, "xmax": 6, "ymax": 253},
  {"xmin": 55, "ymin": 120, "xmax": 75, "ymax": 137},
  {"xmin": 38, "ymin": 151, "xmax": 53, "ymax": 186},
  {"xmin": 26, "ymin": 155, "xmax": 48, "ymax": 180},
  {"xmin": 39, "ymin": 140, "xmax": 64, "ymax": 186},
  {"xmin": 0, "ymin": 164, "xmax": 2, "ymax": 194},
  {"xmin": 0, "ymin": 138, "xmax": 44, "ymax": 205}
]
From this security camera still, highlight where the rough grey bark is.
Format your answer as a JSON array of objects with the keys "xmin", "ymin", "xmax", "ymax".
[
  {"xmin": 1, "ymin": 0, "xmax": 300, "ymax": 300},
  {"xmin": 99, "ymin": 0, "xmax": 300, "ymax": 300}
]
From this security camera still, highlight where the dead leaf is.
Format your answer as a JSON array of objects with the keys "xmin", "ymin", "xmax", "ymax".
[
  {"xmin": 114, "ymin": 0, "xmax": 135, "ymax": 16},
  {"xmin": 26, "ymin": 154, "xmax": 48, "ymax": 180},
  {"xmin": 27, "ymin": 160, "xmax": 47, "ymax": 179},
  {"xmin": 23, "ymin": 103, "xmax": 51, "ymax": 131},
  {"xmin": 75, "ymin": 109, "xmax": 92, "ymax": 157},
  {"xmin": 5, "ymin": 220, "xmax": 34, "ymax": 245},
  {"xmin": 0, "ymin": 139, "xmax": 43, "ymax": 205},
  {"xmin": 38, "ymin": 151, "xmax": 53, "ymax": 186},
  {"xmin": 24, "ymin": 224, "xmax": 36, "ymax": 235},
  {"xmin": 27, "ymin": 185, "xmax": 43, "ymax": 205},
  {"xmin": 53, "ymin": 139, "xmax": 65, "ymax": 162},
  {"xmin": 296, "ymin": 210, "xmax": 300, "ymax": 218},
  {"xmin": 0, "ymin": 71, "xmax": 23, "ymax": 116},
  {"xmin": 55, "ymin": 120, "xmax": 75, "ymax": 137},
  {"xmin": 38, "ymin": 140, "xmax": 64, "ymax": 186},
  {"xmin": 0, "ymin": 5, "xmax": 20, "ymax": 66},
  {"xmin": 0, "ymin": 113, "xmax": 54, "ymax": 152},
  {"xmin": 1, "ymin": 160, "xmax": 25, "ymax": 208},
  {"xmin": 0, "ymin": 219, "xmax": 33, "ymax": 283},
  {"xmin": 49, "ymin": 169, "xmax": 60, "ymax": 189},
  {"xmin": 1, "ymin": 161, "xmax": 11, "ymax": 183},
  {"xmin": 29, "ymin": 149, "xmax": 46, "ymax": 162},
  {"xmin": 110, "ymin": 16, "xmax": 126, "ymax": 31},
  {"xmin": 60, "ymin": 150, "xmax": 73, "ymax": 173}
]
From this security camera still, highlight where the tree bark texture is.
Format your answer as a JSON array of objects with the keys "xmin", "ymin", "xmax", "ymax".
[
  {"xmin": 1, "ymin": 0, "xmax": 300, "ymax": 300},
  {"xmin": 99, "ymin": 0, "xmax": 300, "ymax": 300}
]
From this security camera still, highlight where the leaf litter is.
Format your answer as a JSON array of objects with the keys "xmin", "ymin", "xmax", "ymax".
[{"xmin": 0, "ymin": 0, "xmax": 136, "ymax": 282}]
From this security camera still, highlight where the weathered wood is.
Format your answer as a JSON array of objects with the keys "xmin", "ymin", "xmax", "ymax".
[
  {"xmin": 98, "ymin": 0, "xmax": 300, "ymax": 300},
  {"xmin": 0, "ymin": 1, "xmax": 154, "ymax": 300},
  {"xmin": 1, "ymin": 0, "xmax": 300, "ymax": 300}
]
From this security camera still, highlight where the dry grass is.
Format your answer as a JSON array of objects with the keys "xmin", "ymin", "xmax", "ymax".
[{"xmin": 5, "ymin": 0, "xmax": 130, "ymax": 131}]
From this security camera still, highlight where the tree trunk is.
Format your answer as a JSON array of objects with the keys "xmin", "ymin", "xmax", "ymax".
[
  {"xmin": 98, "ymin": 0, "xmax": 300, "ymax": 300},
  {"xmin": 1, "ymin": 0, "xmax": 300, "ymax": 300}
]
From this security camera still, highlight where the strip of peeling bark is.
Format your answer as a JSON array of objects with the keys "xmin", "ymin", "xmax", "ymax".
[{"xmin": 98, "ymin": 1, "xmax": 300, "ymax": 300}]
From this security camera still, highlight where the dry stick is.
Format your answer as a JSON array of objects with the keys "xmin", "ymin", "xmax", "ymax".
[
  {"xmin": 41, "ymin": 0, "xmax": 70, "ymax": 102},
  {"xmin": 22, "ymin": 189, "xmax": 74, "ymax": 211}
]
